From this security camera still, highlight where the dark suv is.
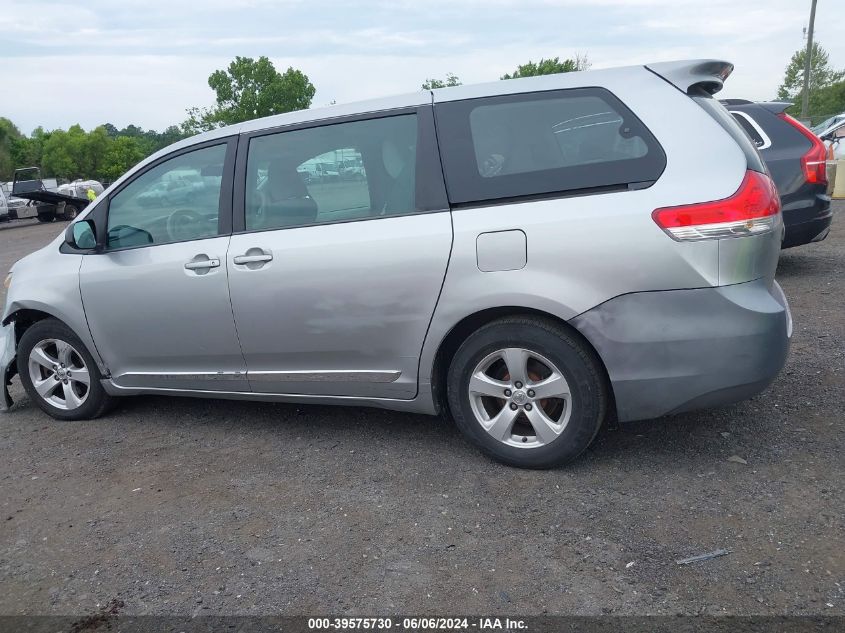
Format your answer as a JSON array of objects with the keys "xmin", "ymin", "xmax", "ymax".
[{"xmin": 722, "ymin": 99, "xmax": 832, "ymax": 248}]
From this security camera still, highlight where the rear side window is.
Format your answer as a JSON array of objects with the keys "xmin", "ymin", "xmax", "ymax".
[
  {"xmin": 435, "ymin": 88, "xmax": 666, "ymax": 205},
  {"xmin": 729, "ymin": 111, "xmax": 769, "ymax": 149},
  {"xmin": 692, "ymin": 91, "xmax": 766, "ymax": 173}
]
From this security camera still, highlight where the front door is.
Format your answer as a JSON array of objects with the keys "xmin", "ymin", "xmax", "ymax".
[
  {"xmin": 227, "ymin": 109, "xmax": 452, "ymax": 398},
  {"xmin": 80, "ymin": 139, "xmax": 248, "ymax": 392}
]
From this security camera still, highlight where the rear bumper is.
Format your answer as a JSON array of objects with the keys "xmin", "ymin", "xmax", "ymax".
[
  {"xmin": 781, "ymin": 193, "xmax": 832, "ymax": 248},
  {"xmin": 0, "ymin": 321, "xmax": 16, "ymax": 411},
  {"xmin": 571, "ymin": 279, "xmax": 791, "ymax": 423}
]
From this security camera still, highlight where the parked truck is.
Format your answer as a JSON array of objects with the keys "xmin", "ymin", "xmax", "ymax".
[{"xmin": 10, "ymin": 168, "xmax": 103, "ymax": 222}]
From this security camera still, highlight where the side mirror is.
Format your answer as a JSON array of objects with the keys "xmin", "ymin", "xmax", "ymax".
[
  {"xmin": 64, "ymin": 219, "xmax": 98, "ymax": 251},
  {"xmin": 822, "ymin": 126, "xmax": 845, "ymax": 142}
]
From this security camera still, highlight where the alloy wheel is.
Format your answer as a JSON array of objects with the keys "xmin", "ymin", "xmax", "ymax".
[
  {"xmin": 27, "ymin": 339, "xmax": 90, "ymax": 410},
  {"xmin": 467, "ymin": 347, "xmax": 572, "ymax": 449}
]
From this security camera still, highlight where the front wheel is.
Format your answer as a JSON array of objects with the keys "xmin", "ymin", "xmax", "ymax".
[
  {"xmin": 447, "ymin": 316, "xmax": 608, "ymax": 468},
  {"xmin": 37, "ymin": 213, "xmax": 55, "ymax": 223},
  {"xmin": 17, "ymin": 319, "xmax": 115, "ymax": 421}
]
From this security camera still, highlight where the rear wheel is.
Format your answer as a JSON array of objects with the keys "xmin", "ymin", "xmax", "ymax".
[
  {"xmin": 447, "ymin": 316, "xmax": 607, "ymax": 468},
  {"xmin": 17, "ymin": 319, "xmax": 114, "ymax": 420}
]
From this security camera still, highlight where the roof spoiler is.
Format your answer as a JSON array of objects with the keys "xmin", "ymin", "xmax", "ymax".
[
  {"xmin": 757, "ymin": 101, "xmax": 793, "ymax": 114},
  {"xmin": 646, "ymin": 59, "xmax": 734, "ymax": 95}
]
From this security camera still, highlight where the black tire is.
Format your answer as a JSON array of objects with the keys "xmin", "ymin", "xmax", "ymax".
[
  {"xmin": 446, "ymin": 316, "xmax": 608, "ymax": 469},
  {"xmin": 37, "ymin": 213, "xmax": 55, "ymax": 223},
  {"xmin": 17, "ymin": 318, "xmax": 115, "ymax": 421},
  {"xmin": 63, "ymin": 204, "xmax": 78, "ymax": 221}
]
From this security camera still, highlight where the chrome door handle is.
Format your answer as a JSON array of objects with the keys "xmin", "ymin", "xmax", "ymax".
[
  {"xmin": 184, "ymin": 258, "xmax": 220, "ymax": 270},
  {"xmin": 233, "ymin": 253, "xmax": 273, "ymax": 265}
]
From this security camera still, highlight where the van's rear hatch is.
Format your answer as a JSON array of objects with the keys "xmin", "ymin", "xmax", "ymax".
[{"xmin": 646, "ymin": 59, "xmax": 782, "ymax": 286}]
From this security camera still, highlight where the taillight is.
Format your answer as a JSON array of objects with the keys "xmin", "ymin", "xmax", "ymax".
[
  {"xmin": 652, "ymin": 170, "xmax": 780, "ymax": 241},
  {"xmin": 777, "ymin": 112, "xmax": 828, "ymax": 185}
]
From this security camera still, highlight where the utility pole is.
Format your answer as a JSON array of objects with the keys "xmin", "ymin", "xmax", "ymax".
[{"xmin": 800, "ymin": 0, "xmax": 818, "ymax": 119}]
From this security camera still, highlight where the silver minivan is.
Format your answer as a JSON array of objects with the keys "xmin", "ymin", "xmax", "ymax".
[{"xmin": 1, "ymin": 60, "xmax": 791, "ymax": 468}]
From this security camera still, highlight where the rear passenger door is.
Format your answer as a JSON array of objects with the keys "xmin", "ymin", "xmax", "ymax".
[{"xmin": 227, "ymin": 107, "xmax": 452, "ymax": 398}]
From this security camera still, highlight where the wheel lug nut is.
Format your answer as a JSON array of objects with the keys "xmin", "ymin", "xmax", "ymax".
[
  {"xmin": 504, "ymin": 389, "xmax": 512, "ymax": 397},
  {"xmin": 527, "ymin": 389, "xmax": 535, "ymax": 398},
  {"xmin": 525, "ymin": 403, "xmax": 533, "ymax": 411},
  {"xmin": 509, "ymin": 403, "xmax": 518, "ymax": 411},
  {"xmin": 514, "ymin": 381, "xmax": 523, "ymax": 389}
]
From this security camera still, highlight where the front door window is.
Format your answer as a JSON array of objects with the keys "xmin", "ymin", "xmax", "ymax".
[{"xmin": 107, "ymin": 144, "xmax": 227, "ymax": 249}]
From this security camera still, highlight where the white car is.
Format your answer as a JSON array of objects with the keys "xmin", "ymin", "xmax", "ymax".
[
  {"xmin": 1, "ymin": 182, "xmax": 31, "ymax": 219},
  {"xmin": 822, "ymin": 124, "xmax": 845, "ymax": 160},
  {"xmin": 812, "ymin": 113, "xmax": 845, "ymax": 138},
  {"xmin": 57, "ymin": 180, "xmax": 105, "ymax": 200},
  {"xmin": 812, "ymin": 114, "xmax": 845, "ymax": 160},
  {"xmin": 0, "ymin": 186, "xmax": 8, "ymax": 221}
]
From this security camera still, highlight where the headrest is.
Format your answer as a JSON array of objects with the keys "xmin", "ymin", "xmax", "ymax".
[
  {"xmin": 382, "ymin": 140, "xmax": 406, "ymax": 179},
  {"xmin": 267, "ymin": 159, "xmax": 308, "ymax": 197}
]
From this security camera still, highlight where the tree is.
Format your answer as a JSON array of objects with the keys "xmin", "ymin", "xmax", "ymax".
[
  {"xmin": 155, "ymin": 125, "xmax": 185, "ymax": 151},
  {"xmin": 100, "ymin": 136, "xmax": 146, "ymax": 182},
  {"xmin": 777, "ymin": 42, "xmax": 844, "ymax": 104},
  {"xmin": 0, "ymin": 118, "xmax": 24, "ymax": 180},
  {"xmin": 501, "ymin": 54, "xmax": 591, "ymax": 80},
  {"xmin": 11, "ymin": 127, "xmax": 50, "ymax": 171},
  {"xmin": 184, "ymin": 56, "xmax": 316, "ymax": 134},
  {"xmin": 41, "ymin": 125, "xmax": 90, "ymax": 180},
  {"xmin": 421, "ymin": 73, "xmax": 462, "ymax": 90},
  {"xmin": 0, "ymin": 119, "xmax": 189, "ymax": 183},
  {"xmin": 808, "ymin": 81, "xmax": 845, "ymax": 120},
  {"xmin": 85, "ymin": 126, "xmax": 111, "ymax": 180}
]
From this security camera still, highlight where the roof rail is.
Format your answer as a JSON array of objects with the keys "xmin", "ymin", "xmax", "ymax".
[{"xmin": 646, "ymin": 59, "xmax": 734, "ymax": 95}]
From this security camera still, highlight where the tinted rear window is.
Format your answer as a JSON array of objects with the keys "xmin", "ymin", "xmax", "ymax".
[
  {"xmin": 692, "ymin": 91, "xmax": 766, "ymax": 173},
  {"xmin": 435, "ymin": 88, "xmax": 666, "ymax": 205}
]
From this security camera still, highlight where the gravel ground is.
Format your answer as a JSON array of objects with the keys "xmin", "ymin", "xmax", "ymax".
[{"xmin": 0, "ymin": 206, "xmax": 843, "ymax": 617}]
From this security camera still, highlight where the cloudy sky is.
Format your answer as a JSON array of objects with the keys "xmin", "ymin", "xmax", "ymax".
[{"xmin": 2, "ymin": 0, "xmax": 843, "ymax": 135}]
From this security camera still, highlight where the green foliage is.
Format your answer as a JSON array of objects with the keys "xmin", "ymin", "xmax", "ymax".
[
  {"xmin": 10, "ymin": 127, "xmax": 50, "ymax": 173},
  {"xmin": 777, "ymin": 42, "xmax": 845, "ymax": 113},
  {"xmin": 787, "ymin": 80, "xmax": 845, "ymax": 122},
  {"xmin": 41, "ymin": 125, "xmax": 87, "ymax": 180},
  {"xmin": 501, "ymin": 54, "xmax": 590, "ymax": 80},
  {"xmin": 421, "ymin": 73, "xmax": 462, "ymax": 90},
  {"xmin": 2, "ymin": 54, "xmax": 319, "ymax": 182},
  {"xmin": 183, "ymin": 56, "xmax": 316, "ymax": 134},
  {"xmin": 0, "ymin": 121, "xmax": 187, "ymax": 183},
  {"xmin": 0, "ymin": 118, "xmax": 24, "ymax": 182},
  {"xmin": 100, "ymin": 136, "xmax": 147, "ymax": 182}
]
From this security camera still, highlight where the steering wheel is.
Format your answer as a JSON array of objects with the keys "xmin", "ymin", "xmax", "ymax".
[{"xmin": 166, "ymin": 208, "xmax": 203, "ymax": 243}]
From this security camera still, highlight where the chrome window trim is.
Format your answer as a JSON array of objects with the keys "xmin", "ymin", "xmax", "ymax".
[{"xmin": 728, "ymin": 110, "xmax": 772, "ymax": 150}]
